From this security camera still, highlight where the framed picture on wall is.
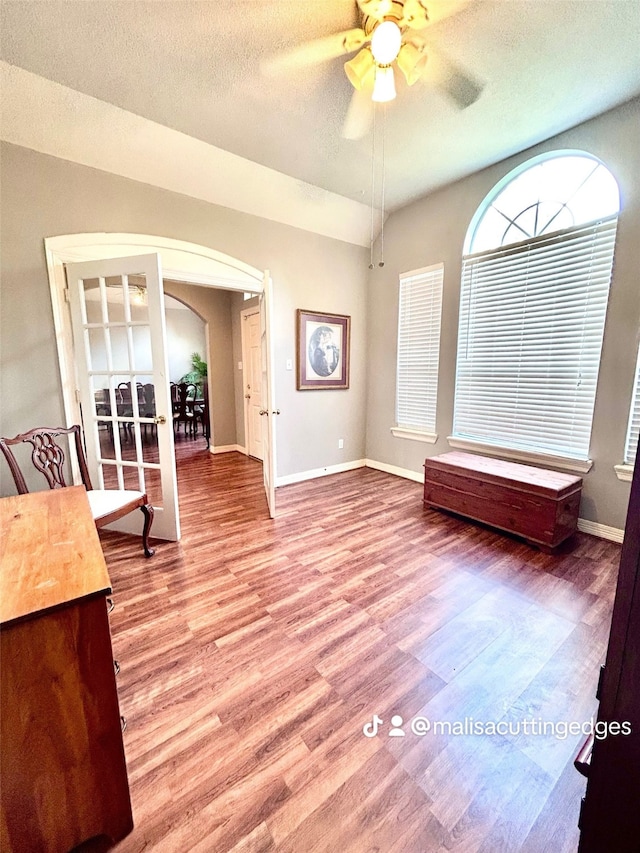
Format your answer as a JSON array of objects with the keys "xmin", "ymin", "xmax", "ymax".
[{"xmin": 296, "ymin": 310, "xmax": 351, "ymax": 390}]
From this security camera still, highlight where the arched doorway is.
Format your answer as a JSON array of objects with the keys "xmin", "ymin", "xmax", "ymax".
[{"xmin": 45, "ymin": 233, "xmax": 277, "ymax": 535}]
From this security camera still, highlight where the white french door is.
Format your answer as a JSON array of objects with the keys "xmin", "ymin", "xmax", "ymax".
[
  {"xmin": 260, "ymin": 271, "xmax": 276, "ymax": 518},
  {"xmin": 65, "ymin": 253, "xmax": 180, "ymax": 540}
]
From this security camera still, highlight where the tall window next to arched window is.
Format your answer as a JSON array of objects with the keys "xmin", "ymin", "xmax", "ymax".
[
  {"xmin": 623, "ymin": 346, "xmax": 640, "ymax": 469},
  {"xmin": 394, "ymin": 264, "xmax": 444, "ymax": 441},
  {"xmin": 452, "ymin": 152, "xmax": 620, "ymax": 467}
]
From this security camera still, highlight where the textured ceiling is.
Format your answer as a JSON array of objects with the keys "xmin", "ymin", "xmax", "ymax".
[{"xmin": 2, "ymin": 0, "xmax": 640, "ymax": 211}]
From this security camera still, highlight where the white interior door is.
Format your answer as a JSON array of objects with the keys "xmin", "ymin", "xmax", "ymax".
[
  {"xmin": 65, "ymin": 253, "xmax": 180, "ymax": 540},
  {"xmin": 260, "ymin": 271, "xmax": 276, "ymax": 518},
  {"xmin": 242, "ymin": 309, "xmax": 263, "ymax": 460}
]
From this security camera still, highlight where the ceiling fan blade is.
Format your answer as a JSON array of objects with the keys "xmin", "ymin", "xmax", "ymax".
[
  {"xmin": 399, "ymin": 0, "xmax": 429, "ymax": 30},
  {"xmin": 342, "ymin": 88, "xmax": 373, "ymax": 140},
  {"xmin": 356, "ymin": 0, "xmax": 395, "ymax": 20},
  {"xmin": 260, "ymin": 28, "xmax": 367, "ymax": 76},
  {"xmin": 400, "ymin": 0, "xmax": 472, "ymax": 29},
  {"xmin": 420, "ymin": 45, "xmax": 483, "ymax": 108}
]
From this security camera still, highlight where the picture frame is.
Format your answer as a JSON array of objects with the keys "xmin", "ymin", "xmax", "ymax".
[{"xmin": 296, "ymin": 310, "xmax": 351, "ymax": 390}]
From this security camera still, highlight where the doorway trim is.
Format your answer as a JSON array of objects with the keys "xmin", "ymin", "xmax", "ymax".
[{"xmin": 45, "ymin": 232, "xmax": 270, "ymax": 479}]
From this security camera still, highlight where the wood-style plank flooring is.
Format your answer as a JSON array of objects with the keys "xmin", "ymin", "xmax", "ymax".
[{"xmin": 99, "ymin": 445, "xmax": 621, "ymax": 853}]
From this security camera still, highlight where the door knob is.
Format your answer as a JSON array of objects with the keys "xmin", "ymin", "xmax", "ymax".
[
  {"xmin": 272, "ymin": 410, "xmax": 281, "ymax": 415},
  {"xmin": 153, "ymin": 415, "xmax": 167, "ymax": 425},
  {"xmin": 259, "ymin": 409, "xmax": 268, "ymax": 416}
]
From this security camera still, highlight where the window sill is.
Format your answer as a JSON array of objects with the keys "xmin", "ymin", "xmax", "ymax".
[
  {"xmin": 391, "ymin": 427, "xmax": 438, "ymax": 444},
  {"xmin": 614, "ymin": 464, "xmax": 633, "ymax": 482},
  {"xmin": 447, "ymin": 436, "xmax": 593, "ymax": 474}
]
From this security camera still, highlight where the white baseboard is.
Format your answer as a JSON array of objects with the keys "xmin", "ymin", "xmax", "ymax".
[
  {"xmin": 211, "ymin": 444, "xmax": 245, "ymax": 455},
  {"xmin": 276, "ymin": 455, "xmax": 626, "ymax": 544},
  {"xmin": 364, "ymin": 458, "xmax": 424, "ymax": 483},
  {"xmin": 577, "ymin": 518, "xmax": 625, "ymax": 544},
  {"xmin": 364, "ymin": 458, "xmax": 625, "ymax": 544},
  {"xmin": 276, "ymin": 458, "xmax": 366, "ymax": 487}
]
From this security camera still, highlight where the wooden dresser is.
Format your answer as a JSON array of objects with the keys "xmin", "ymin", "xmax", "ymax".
[
  {"xmin": 423, "ymin": 451, "xmax": 583, "ymax": 549},
  {"xmin": 0, "ymin": 486, "xmax": 133, "ymax": 852}
]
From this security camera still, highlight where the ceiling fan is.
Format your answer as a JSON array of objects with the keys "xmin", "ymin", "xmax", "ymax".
[{"xmin": 261, "ymin": 0, "xmax": 482, "ymax": 139}]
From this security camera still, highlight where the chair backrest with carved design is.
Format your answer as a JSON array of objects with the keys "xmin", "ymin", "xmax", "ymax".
[
  {"xmin": 0, "ymin": 425, "xmax": 94, "ymax": 495},
  {"xmin": 173, "ymin": 383, "xmax": 197, "ymax": 419},
  {"xmin": 118, "ymin": 382, "xmax": 132, "ymax": 404}
]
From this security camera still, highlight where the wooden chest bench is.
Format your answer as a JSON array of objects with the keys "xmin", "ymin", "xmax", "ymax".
[{"xmin": 423, "ymin": 451, "xmax": 583, "ymax": 549}]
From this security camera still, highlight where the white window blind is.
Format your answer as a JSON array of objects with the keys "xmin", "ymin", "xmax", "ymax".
[
  {"xmin": 624, "ymin": 347, "xmax": 640, "ymax": 466},
  {"xmin": 396, "ymin": 264, "xmax": 444, "ymax": 434},
  {"xmin": 453, "ymin": 216, "xmax": 617, "ymax": 460}
]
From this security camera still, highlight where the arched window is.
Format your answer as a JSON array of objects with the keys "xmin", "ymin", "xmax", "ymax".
[{"xmin": 453, "ymin": 151, "xmax": 620, "ymax": 466}]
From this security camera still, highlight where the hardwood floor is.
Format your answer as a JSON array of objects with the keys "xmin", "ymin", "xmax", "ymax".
[{"xmin": 99, "ymin": 448, "xmax": 621, "ymax": 853}]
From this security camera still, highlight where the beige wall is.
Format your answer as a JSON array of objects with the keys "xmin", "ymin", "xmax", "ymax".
[
  {"xmin": 0, "ymin": 142, "xmax": 369, "ymax": 495},
  {"xmin": 164, "ymin": 301, "xmax": 207, "ymax": 387},
  {"xmin": 365, "ymin": 97, "xmax": 640, "ymax": 529}
]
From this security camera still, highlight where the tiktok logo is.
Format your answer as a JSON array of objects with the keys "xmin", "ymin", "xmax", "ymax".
[{"xmin": 362, "ymin": 714, "xmax": 384, "ymax": 738}]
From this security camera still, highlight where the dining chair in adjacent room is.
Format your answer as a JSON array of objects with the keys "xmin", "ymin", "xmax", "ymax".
[{"xmin": 172, "ymin": 382, "xmax": 197, "ymax": 437}]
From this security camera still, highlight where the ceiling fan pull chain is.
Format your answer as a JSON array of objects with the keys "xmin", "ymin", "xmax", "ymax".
[
  {"xmin": 379, "ymin": 103, "xmax": 386, "ymax": 268},
  {"xmin": 369, "ymin": 104, "xmax": 377, "ymax": 270}
]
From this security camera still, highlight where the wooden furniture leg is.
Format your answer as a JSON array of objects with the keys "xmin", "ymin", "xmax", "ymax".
[{"xmin": 141, "ymin": 504, "xmax": 155, "ymax": 558}]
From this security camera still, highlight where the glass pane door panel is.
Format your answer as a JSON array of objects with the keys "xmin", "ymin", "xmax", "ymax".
[
  {"xmin": 100, "ymin": 461, "xmax": 121, "ymax": 491},
  {"xmin": 129, "ymin": 275, "xmax": 149, "ymax": 312},
  {"xmin": 111, "ymin": 373, "xmax": 136, "ymax": 419},
  {"xmin": 131, "ymin": 326, "xmax": 153, "ymax": 372},
  {"xmin": 130, "ymin": 300, "xmax": 150, "ymax": 323},
  {"xmin": 87, "ymin": 327, "xmax": 108, "ymax": 373},
  {"xmin": 143, "ymin": 467, "xmax": 163, "ymax": 507},
  {"xmin": 104, "ymin": 276, "xmax": 126, "ymax": 323},
  {"xmin": 91, "ymin": 375, "xmax": 111, "ymax": 418},
  {"xmin": 81, "ymin": 278, "xmax": 102, "ymax": 324},
  {"xmin": 141, "ymin": 435, "xmax": 159, "ymax": 466},
  {"xmin": 136, "ymin": 374, "xmax": 156, "ymax": 419},
  {"xmin": 123, "ymin": 464, "xmax": 144, "ymax": 494},
  {"xmin": 98, "ymin": 429, "xmax": 118, "ymax": 462},
  {"xmin": 109, "ymin": 326, "xmax": 132, "ymax": 372},
  {"xmin": 85, "ymin": 298, "xmax": 103, "ymax": 325}
]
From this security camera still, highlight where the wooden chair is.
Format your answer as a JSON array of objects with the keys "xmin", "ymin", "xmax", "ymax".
[
  {"xmin": 194, "ymin": 381, "xmax": 210, "ymax": 449},
  {"xmin": 140, "ymin": 383, "xmax": 156, "ymax": 438},
  {"xmin": 116, "ymin": 382, "xmax": 137, "ymax": 441},
  {"xmin": 0, "ymin": 425, "xmax": 155, "ymax": 557},
  {"xmin": 172, "ymin": 382, "xmax": 197, "ymax": 437},
  {"xmin": 142, "ymin": 383, "xmax": 156, "ymax": 417}
]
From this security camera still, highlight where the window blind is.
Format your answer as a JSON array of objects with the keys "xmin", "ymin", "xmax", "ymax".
[
  {"xmin": 396, "ymin": 264, "xmax": 444, "ymax": 434},
  {"xmin": 453, "ymin": 217, "xmax": 617, "ymax": 460},
  {"xmin": 624, "ymin": 348, "xmax": 640, "ymax": 466}
]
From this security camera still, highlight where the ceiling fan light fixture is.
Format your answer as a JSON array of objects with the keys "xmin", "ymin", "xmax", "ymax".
[
  {"xmin": 372, "ymin": 64, "xmax": 397, "ymax": 102},
  {"xmin": 370, "ymin": 20, "xmax": 402, "ymax": 65},
  {"xmin": 344, "ymin": 47, "xmax": 375, "ymax": 90},
  {"xmin": 131, "ymin": 285, "xmax": 147, "ymax": 306},
  {"xmin": 397, "ymin": 41, "xmax": 428, "ymax": 85}
]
